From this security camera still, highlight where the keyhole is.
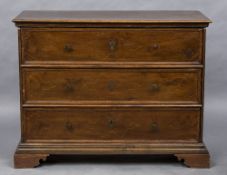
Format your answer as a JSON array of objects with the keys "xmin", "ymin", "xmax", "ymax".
[{"xmin": 108, "ymin": 39, "xmax": 118, "ymax": 52}]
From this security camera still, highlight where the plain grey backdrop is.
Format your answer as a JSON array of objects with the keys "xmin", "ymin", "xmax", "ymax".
[{"xmin": 0, "ymin": 0, "xmax": 226, "ymax": 174}]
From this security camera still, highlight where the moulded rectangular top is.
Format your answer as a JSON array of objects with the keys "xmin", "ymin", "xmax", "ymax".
[{"xmin": 13, "ymin": 10, "xmax": 212, "ymax": 27}]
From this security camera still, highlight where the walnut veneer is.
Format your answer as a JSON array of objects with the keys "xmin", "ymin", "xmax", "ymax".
[{"xmin": 13, "ymin": 10, "xmax": 211, "ymax": 168}]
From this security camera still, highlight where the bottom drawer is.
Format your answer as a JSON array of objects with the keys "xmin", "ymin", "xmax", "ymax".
[{"xmin": 23, "ymin": 108, "xmax": 201, "ymax": 142}]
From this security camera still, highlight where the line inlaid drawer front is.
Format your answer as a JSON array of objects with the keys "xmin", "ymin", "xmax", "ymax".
[
  {"xmin": 23, "ymin": 68, "xmax": 201, "ymax": 104},
  {"xmin": 21, "ymin": 29, "xmax": 203, "ymax": 64},
  {"xmin": 23, "ymin": 108, "xmax": 200, "ymax": 141},
  {"xmin": 14, "ymin": 11, "xmax": 211, "ymax": 168}
]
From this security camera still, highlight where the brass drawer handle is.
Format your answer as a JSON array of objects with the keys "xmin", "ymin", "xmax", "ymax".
[
  {"xmin": 64, "ymin": 44, "xmax": 74, "ymax": 52},
  {"xmin": 108, "ymin": 119, "xmax": 114, "ymax": 128},
  {"xmin": 65, "ymin": 121, "xmax": 74, "ymax": 133},
  {"xmin": 152, "ymin": 43, "xmax": 160, "ymax": 49},
  {"xmin": 184, "ymin": 48, "xmax": 193, "ymax": 59},
  {"xmin": 148, "ymin": 83, "xmax": 160, "ymax": 93},
  {"xmin": 107, "ymin": 80, "xmax": 117, "ymax": 92},
  {"xmin": 108, "ymin": 39, "xmax": 118, "ymax": 52},
  {"xmin": 150, "ymin": 121, "xmax": 159, "ymax": 133}
]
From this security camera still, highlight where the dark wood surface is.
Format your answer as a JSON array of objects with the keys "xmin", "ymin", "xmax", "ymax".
[
  {"xmin": 14, "ymin": 10, "xmax": 210, "ymax": 168},
  {"xmin": 23, "ymin": 108, "xmax": 200, "ymax": 141},
  {"xmin": 21, "ymin": 28, "xmax": 203, "ymax": 64},
  {"xmin": 175, "ymin": 154, "xmax": 210, "ymax": 168},
  {"xmin": 13, "ymin": 10, "xmax": 211, "ymax": 23},
  {"xmin": 14, "ymin": 154, "xmax": 49, "ymax": 168},
  {"xmin": 23, "ymin": 68, "xmax": 201, "ymax": 104}
]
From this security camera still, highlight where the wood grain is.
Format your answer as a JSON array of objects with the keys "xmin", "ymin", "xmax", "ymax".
[
  {"xmin": 22, "ymin": 107, "xmax": 201, "ymax": 141},
  {"xmin": 13, "ymin": 10, "xmax": 211, "ymax": 25},
  {"xmin": 14, "ymin": 153, "xmax": 49, "ymax": 168},
  {"xmin": 13, "ymin": 10, "xmax": 211, "ymax": 168},
  {"xmin": 175, "ymin": 154, "xmax": 210, "ymax": 168},
  {"xmin": 23, "ymin": 68, "xmax": 201, "ymax": 104},
  {"xmin": 21, "ymin": 28, "xmax": 203, "ymax": 64}
]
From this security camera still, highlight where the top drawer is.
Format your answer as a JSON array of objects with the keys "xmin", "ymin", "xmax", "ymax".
[{"xmin": 21, "ymin": 28, "xmax": 203, "ymax": 64}]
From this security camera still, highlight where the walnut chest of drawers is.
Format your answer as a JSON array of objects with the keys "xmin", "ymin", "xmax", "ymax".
[{"xmin": 13, "ymin": 10, "xmax": 211, "ymax": 168}]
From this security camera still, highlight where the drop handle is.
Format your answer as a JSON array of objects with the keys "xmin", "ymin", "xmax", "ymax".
[
  {"xmin": 108, "ymin": 119, "xmax": 114, "ymax": 128},
  {"xmin": 64, "ymin": 44, "xmax": 74, "ymax": 52},
  {"xmin": 152, "ymin": 43, "xmax": 160, "ymax": 49},
  {"xmin": 184, "ymin": 48, "xmax": 193, "ymax": 59},
  {"xmin": 65, "ymin": 121, "xmax": 74, "ymax": 133},
  {"xmin": 148, "ymin": 83, "xmax": 160, "ymax": 93},
  {"xmin": 150, "ymin": 122, "xmax": 159, "ymax": 133}
]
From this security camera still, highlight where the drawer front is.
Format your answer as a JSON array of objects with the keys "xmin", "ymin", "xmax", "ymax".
[
  {"xmin": 23, "ymin": 68, "xmax": 201, "ymax": 104},
  {"xmin": 23, "ymin": 108, "xmax": 200, "ymax": 141},
  {"xmin": 21, "ymin": 29, "xmax": 203, "ymax": 63}
]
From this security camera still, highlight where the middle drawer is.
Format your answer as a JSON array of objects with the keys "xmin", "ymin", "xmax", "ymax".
[{"xmin": 23, "ymin": 68, "xmax": 201, "ymax": 104}]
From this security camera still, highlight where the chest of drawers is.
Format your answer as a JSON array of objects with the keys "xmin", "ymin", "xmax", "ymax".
[{"xmin": 13, "ymin": 10, "xmax": 211, "ymax": 168}]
